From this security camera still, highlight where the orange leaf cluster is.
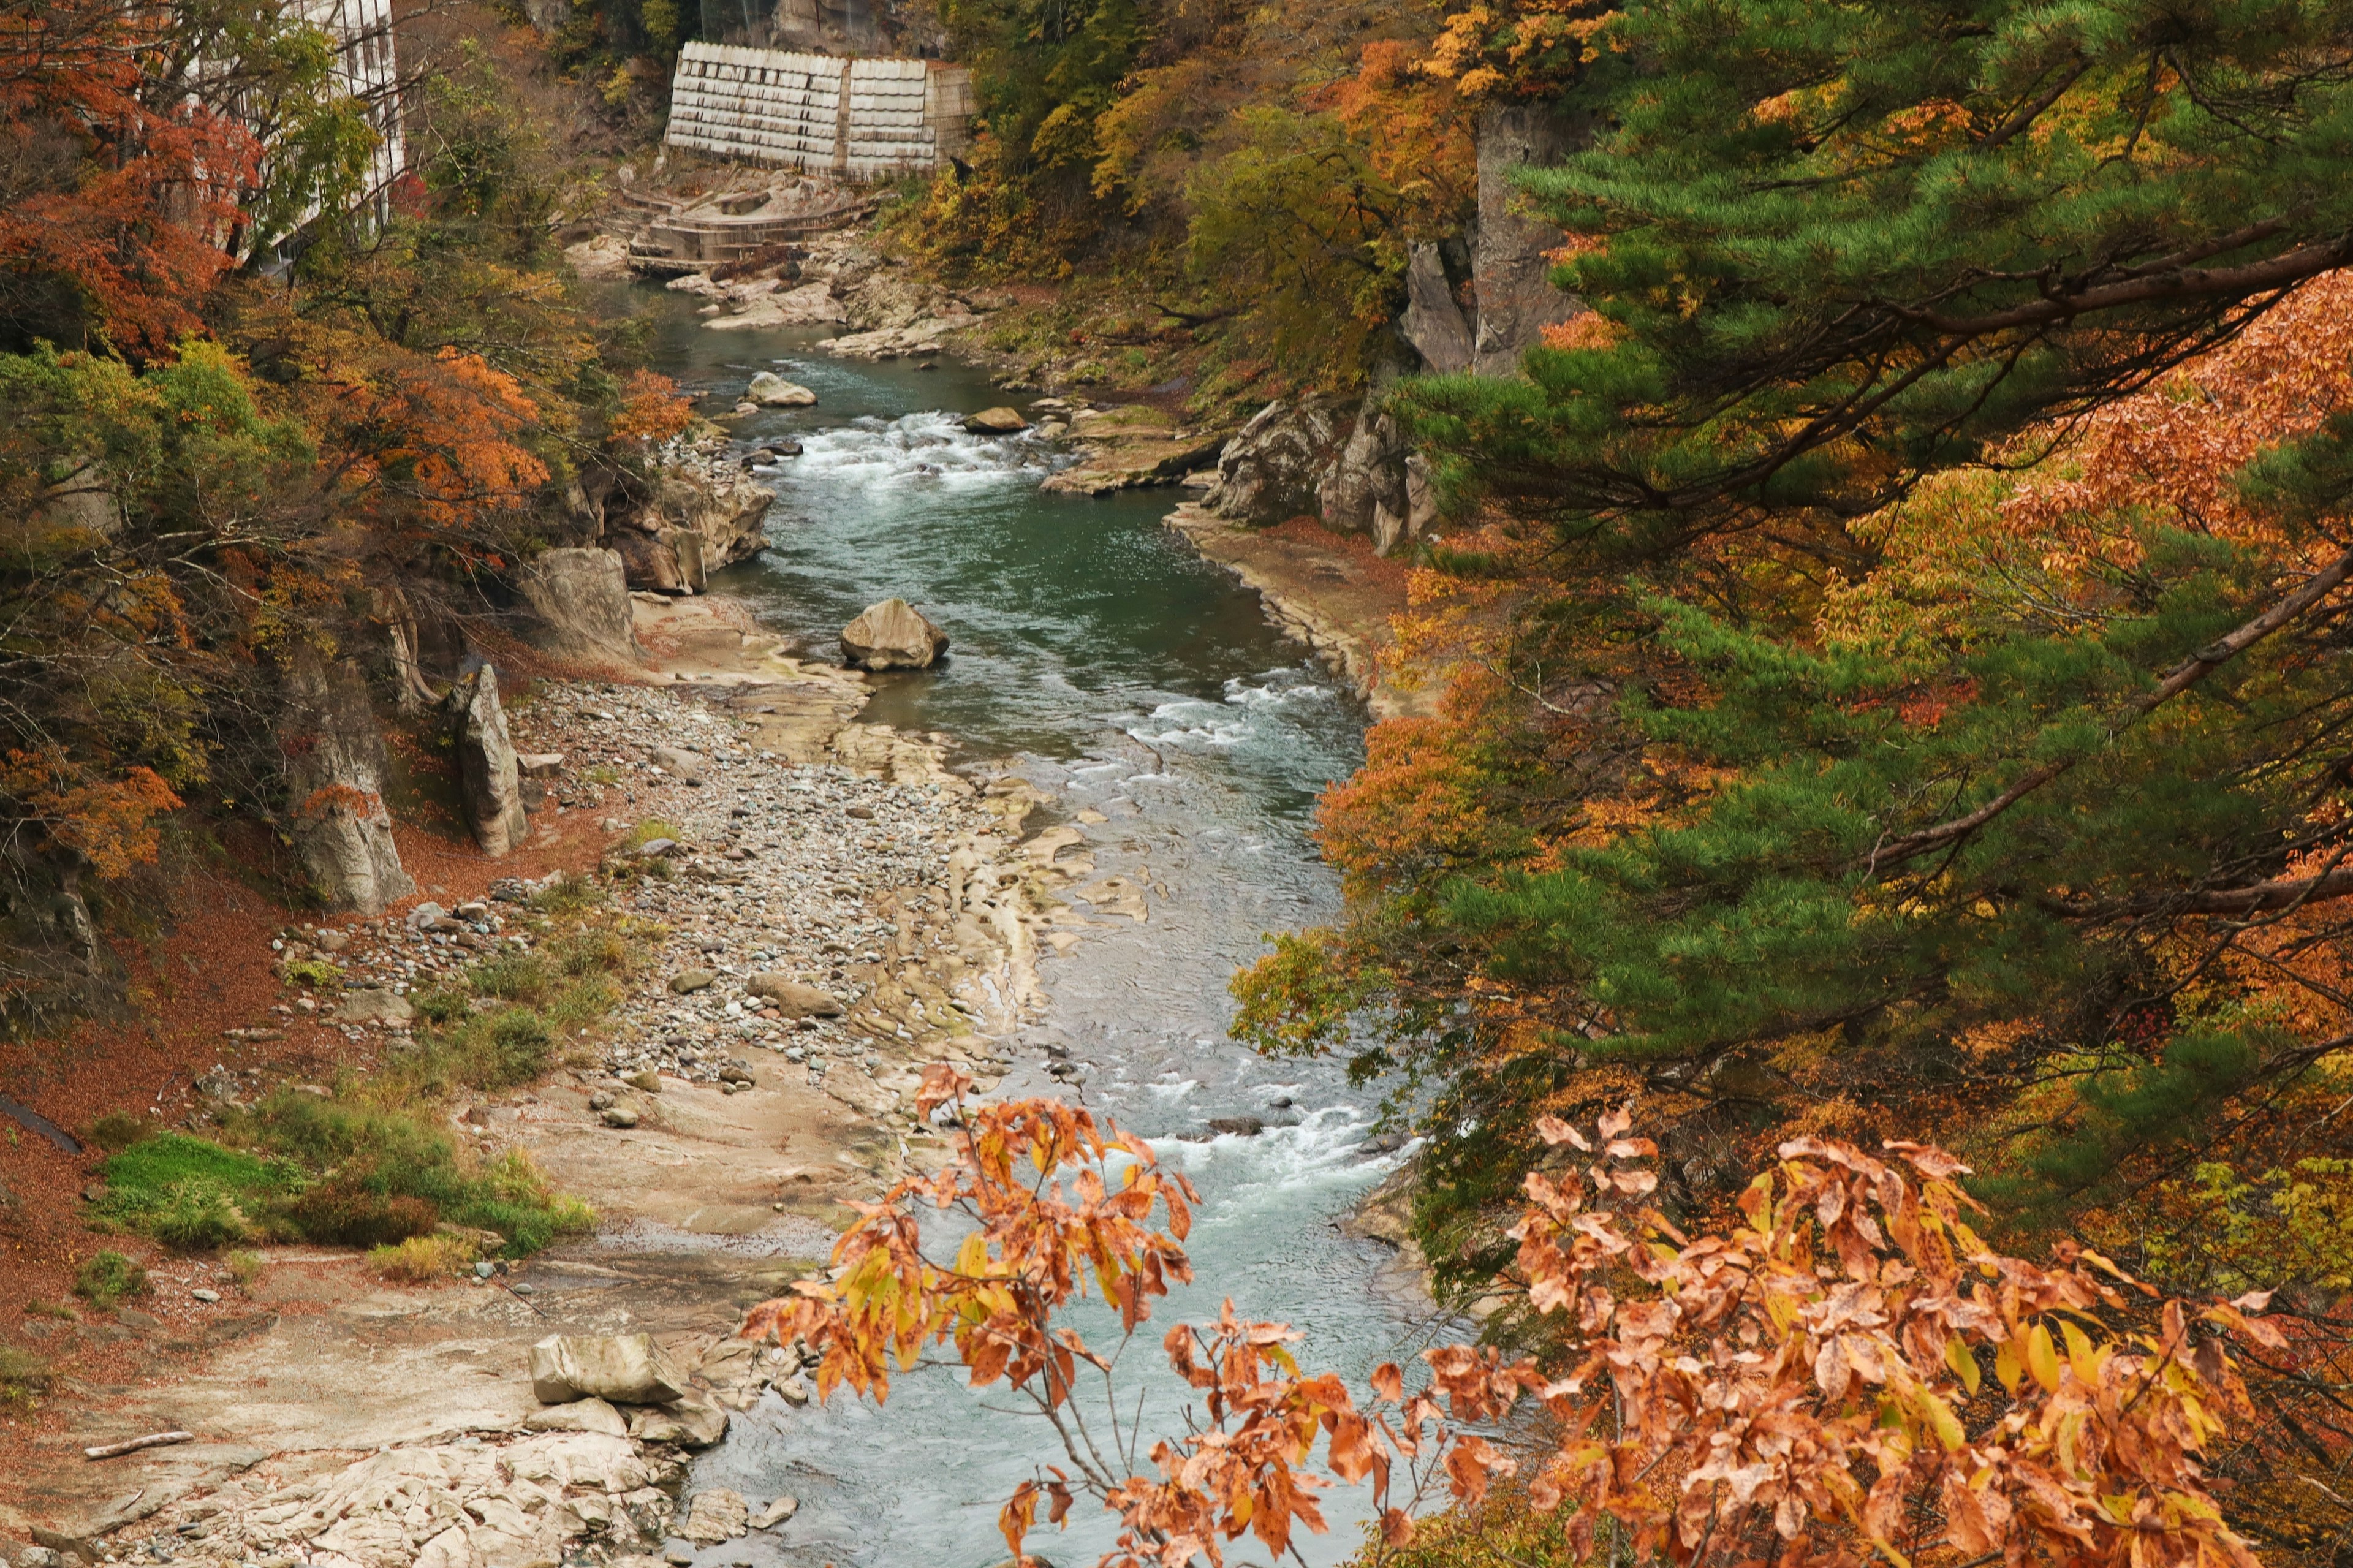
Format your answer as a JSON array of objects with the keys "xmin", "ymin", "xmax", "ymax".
[
  {"xmin": 740, "ymin": 1082, "xmax": 2276, "ymax": 1568},
  {"xmin": 1489, "ymin": 1115, "xmax": 2277, "ymax": 1568},
  {"xmin": 0, "ymin": 746, "xmax": 183, "ymax": 880},
  {"xmin": 2000, "ymin": 271, "xmax": 2353, "ymax": 578},
  {"xmin": 607, "ymin": 369, "xmax": 693, "ymax": 447}
]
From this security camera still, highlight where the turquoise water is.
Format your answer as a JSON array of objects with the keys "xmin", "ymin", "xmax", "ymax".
[{"xmin": 637, "ymin": 294, "xmax": 1436, "ymax": 1568}]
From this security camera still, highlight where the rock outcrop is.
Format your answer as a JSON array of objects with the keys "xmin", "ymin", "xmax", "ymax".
[
  {"xmin": 840, "ymin": 598, "xmax": 949, "ymax": 670},
  {"xmin": 1037, "ymin": 404, "xmax": 1225, "ymax": 496},
  {"xmin": 280, "ymin": 651, "xmax": 417, "ymax": 914},
  {"xmin": 529, "ymin": 1332, "xmax": 689, "ymax": 1405},
  {"xmin": 448, "ymin": 665, "xmax": 530, "ymax": 857},
  {"xmin": 1471, "ymin": 102, "xmax": 1588, "ymax": 376},
  {"xmin": 1319, "ymin": 401, "xmax": 1415, "ymax": 551},
  {"xmin": 1400, "ymin": 242, "xmax": 1476, "ymax": 374},
  {"xmin": 1202, "ymin": 400, "xmax": 1344, "ymax": 524},
  {"xmin": 518, "ymin": 547, "xmax": 646, "ymax": 668},
  {"xmin": 607, "ymin": 472, "xmax": 775, "ymax": 593},
  {"xmin": 628, "ymin": 1389, "xmax": 729, "ymax": 1447}
]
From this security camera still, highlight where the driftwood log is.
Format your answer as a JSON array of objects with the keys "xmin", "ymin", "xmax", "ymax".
[{"xmin": 84, "ymin": 1431, "xmax": 192, "ymax": 1460}]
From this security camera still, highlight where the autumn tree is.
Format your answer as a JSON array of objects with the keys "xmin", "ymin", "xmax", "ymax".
[{"xmin": 741, "ymin": 1081, "xmax": 2286, "ymax": 1568}]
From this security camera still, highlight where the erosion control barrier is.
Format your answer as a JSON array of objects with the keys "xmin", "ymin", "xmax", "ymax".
[{"xmin": 663, "ymin": 45, "xmax": 976, "ymax": 178}]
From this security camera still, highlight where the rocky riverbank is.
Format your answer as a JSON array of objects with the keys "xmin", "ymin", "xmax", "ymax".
[
  {"xmin": 0, "ymin": 590, "xmax": 1136, "ymax": 1562},
  {"xmin": 1161, "ymin": 504, "xmax": 1432, "ymax": 722}
]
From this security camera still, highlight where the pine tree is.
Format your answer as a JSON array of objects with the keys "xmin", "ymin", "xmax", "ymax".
[{"xmin": 1249, "ymin": 2, "xmax": 2353, "ymax": 1276}]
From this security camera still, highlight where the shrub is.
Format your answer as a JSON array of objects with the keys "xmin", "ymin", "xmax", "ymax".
[
  {"xmin": 225, "ymin": 1249, "xmax": 265, "ymax": 1287},
  {"xmin": 95, "ymin": 1134, "xmax": 292, "ymax": 1244},
  {"xmin": 471, "ymin": 950, "xmax": 551, "ymax": 1003},
  {"xmin": 86, "ymin": 1109, "xmax": 151, "ymax": 1151},
  {"xmin": 624, "ymin": 818, "xmax": 680, "ymax": 849},
  {"xmin": 368, "ymin": 1232, "xmax": 477, "ymax": 1282},
  {"xmin": 146, "ymin": 1177, "xmax": 251, "ymax": 1249},
  {"xmin": 289, "ymin": 1180, "xmax": 439, "ymax": 1247},
  {"xmin": 0, "ymin": 1346, "xmax": 51, "ymax": 1412},
  {"xmin": 551, "ymin": 927, "xmax": 629, "ymax": 976},
  {"xmin": 547, "ymin": 977, "xmax": 617, "ymax": 1032},
  {"xmin": 409, "ymin": 985, "xmax": 469, "ymax": 1025},
  {"xmin": 529, "ymin": 871, "xmax": 604, "ymax": 912},
  {"xmin": 480, "ymin": 1007, "xmax": 553, "ymax": 1086},
  {"xmin": 74, "ymin": 1250, "xmax": 147, "ymax": 1308}
]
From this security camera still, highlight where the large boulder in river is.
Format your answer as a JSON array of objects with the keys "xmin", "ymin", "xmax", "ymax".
[
  {"xmin": 279, "ymin": 650, "xmax": 416, "ymax": 915},
  {"xmin": 841, "ymin": 598, "xmax": 949, "ymax": 671},
  {"xmin": 447, "ymin": 664, "xmax": 529, "ymax": 857},
  {"xmin": 529, "ymin": 1331, "xmax": 688, "ymax": 1404},
  {"xmin": 517, "ymin": 547, "xmax": 645, "ymax": 668},
  {"xmin": 962, "ymin": 406, "xmax": 1029, "ymax": 434},
  {"xmin": 1203, "ymin": 400, "xmax": 1344, "ymax": 525},
  {"xmin": 745, "ymin": 372, "xmax": 816, "ymax": 407}
]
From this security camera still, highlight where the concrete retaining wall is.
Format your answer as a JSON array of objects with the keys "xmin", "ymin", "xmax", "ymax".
[{"xmin": 664, "ymin": 45, "xmax": 973, "ymax": 178}]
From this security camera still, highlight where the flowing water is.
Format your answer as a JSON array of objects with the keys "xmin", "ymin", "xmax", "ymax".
[{"xmin": 634, "ymin": 297, "xmax": 1438, "ymax": 1568}]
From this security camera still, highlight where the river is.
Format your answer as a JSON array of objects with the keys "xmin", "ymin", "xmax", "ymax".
[{"xmin": 632, "ymin": 295, "xmax": 1437, "ymax": 1568}]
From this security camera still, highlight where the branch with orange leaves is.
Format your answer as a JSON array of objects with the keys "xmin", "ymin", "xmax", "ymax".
[{"xmin": 736, "ymin": 1077, "xmax": 2284, "ymax": 1568}]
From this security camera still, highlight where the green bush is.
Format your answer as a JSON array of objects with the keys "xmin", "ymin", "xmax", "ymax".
[
  {"xmin": 282, "ymin": 956, "xmax": 344, "ymax": 991},
  {"xmin": 482, "ymin": 1008, "xmax": 554, "ymax": 1085},
  {"xmin": 146, "ymin": 1178, "xmax": 252, "ymax": 1249},
  {"xmin": 547, "ymin": 977, "xmax": 618, "ymax": 1032},
  {"xmin": 95, "ymin": 1132, "xmax": 294, "ymax": 1246},
  {"xmin": 551, "ymin": 928, "xmax": 628, "ymax": 977},
  {"xmin": 529, "ymin": 871, "xmax": 604, "ymax": 912},
  {"xmin": 74, "ymin": 1250, "xmax": 147, "ymax": 1309}
]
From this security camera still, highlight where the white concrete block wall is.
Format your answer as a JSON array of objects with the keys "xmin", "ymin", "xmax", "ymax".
[{"xmin": 666, "ymin": 43, "xmax": 971, "ymax": 174}]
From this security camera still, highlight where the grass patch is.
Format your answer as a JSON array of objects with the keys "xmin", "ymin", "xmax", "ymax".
[
  {"xmin": 624, "ymin": 819, "xmax": 680, "ymax": 849},
  {"xmin": 0, "ymin": 1346, "xmax": 51, "ymax": 1412},
  {"xmin": 75, "ymin": 1250, "xmax": 147, "ymax": 1309},
  {"xmin": 530, "ymin": 871, "xmax": 605, "ymax": 914},
  {"xmin": 225, "ymin": 1249, "xmax": 265, "ymax": 1287},
  {"xmin": 23, "ymin": 1300, "xmax": 77, "ymax": 1321},
  {"xmin": 94, "ymin": 895, "xmax": 642, "ymax": 1259},
  {"xmin": 368, "ymin": 1232, "xmax": 479, "ymax": 1282}
]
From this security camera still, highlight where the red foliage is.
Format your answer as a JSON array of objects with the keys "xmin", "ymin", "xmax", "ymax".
[{"xmin": 0, "ymin": 0, "xmax": 259, "ymax": 354}]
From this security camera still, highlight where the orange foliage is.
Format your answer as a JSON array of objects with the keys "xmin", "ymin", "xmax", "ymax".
[
  {"xmin": 0, "ymin": 747, "xmax": 183, "ymax": 880},
  {"xmin": 2000, "ymin": 271, "xmax": 2353, "ymax": 577},
  {"xmin": 1316, "ymin": 667, "xmax": 1505, "ymax": 895},
  {"xmin": 1318, "ymin": 40, "xmax": 1477, "ymax": 226},
  {"xmin": 607, "ymin": 369, "xmax": 692, "ymax": 447},
  {"xmin": 326, "ymin": 347, "xmax": 550, "ymax": 534},
  {"xmin": 1421, "ymin": 0, "xmax": 1615, "ymax": 99},
  {"xmin": 741, "ymin": 1083, "xmax": 2281, "ymax": 1568},
  {"xmin": 0, "ymin": 0, "xmax": 257, "ymax": 354}
]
